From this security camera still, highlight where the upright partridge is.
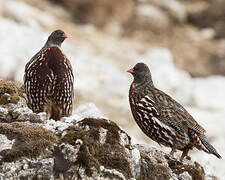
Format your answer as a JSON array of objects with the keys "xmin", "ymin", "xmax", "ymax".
[
  {"xmin": 127, "ymin": 62, "xmax": 221, "ymax": 160},
  {"xmin": 24, "ymin": 30, "xmax": 74, "ymax": 120}
]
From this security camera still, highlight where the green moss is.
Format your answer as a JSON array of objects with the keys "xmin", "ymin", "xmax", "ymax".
[
  {"xmin": 137, "ymin": 152, "xmax": 170, "ymax": 180},
  {"xmin": 61, "ymin": 118, "xmax": 132, "ymax": 178},
  {"xmin": 0, "ymin": 122, "xmax": 58, "ymax": 162}
]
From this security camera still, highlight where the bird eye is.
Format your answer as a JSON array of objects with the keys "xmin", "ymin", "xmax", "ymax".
[{"xmin": 134, "ymin": 67, "xmax": 140, "ymax": 72}]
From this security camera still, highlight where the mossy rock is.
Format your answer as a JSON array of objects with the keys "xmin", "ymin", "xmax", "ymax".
[
  {"xmin": 0, "ymin": 122, "xmax": 58, "ymax": 162},
  {"xmin": 169, "ymin": 160, "xmax": 205, "ymax": 180},
  {"xmin": 0, "ymin": 79, "xmax": 24, "ymax": 105},
  {"xmin": 61, "ymin": 118, "xmax": 133, "ymax": 178},
  {"xmin": 137, "ymin": 152, "xmax": 170, "ymax": 180},
  {"xmin": 0, "ymin": 117, "xmax": 213, "ymax": 179}
]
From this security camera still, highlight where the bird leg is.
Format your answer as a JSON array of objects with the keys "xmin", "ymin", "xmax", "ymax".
[
  {"xmin": 170, "ymin": 148, "xmax": 177, "ymax": 157},
  {"xmin": 180, "ymin": 148, "xmax": 189, "ymax": 161},
  {"xmin": 46, "ymin": 114, "xmax": 50, "ymax": 120}
]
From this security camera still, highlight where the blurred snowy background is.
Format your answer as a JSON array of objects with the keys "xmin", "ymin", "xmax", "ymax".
[{"xmin": 0, "ymin": 0, "xmax": 225, "ymax": 178}]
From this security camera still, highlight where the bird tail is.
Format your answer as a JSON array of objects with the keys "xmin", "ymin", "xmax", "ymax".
[{"xmin": 198, "ymin": 134, "xmax": 222, "ymax": 159}]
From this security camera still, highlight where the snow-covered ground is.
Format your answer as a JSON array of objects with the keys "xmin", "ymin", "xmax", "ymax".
[{"xmin": 0, "ymin": 0, "xmax": 224, "ymax": 178}]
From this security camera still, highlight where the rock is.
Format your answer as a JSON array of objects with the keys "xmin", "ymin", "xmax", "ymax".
[
  {"xmin": 122, "ymin": 0, "xmax": 225, "ymax": 77},
  {"xmin": 0, "ymin": 122, "xmax": 57, "ymax": 162},
  {"xmin": 0, "ymin": 134, "xmax": 13, "ymax": 152},
  {"xmin": 179, "ymin": 171, "xmax": 192, "ymax": 180},
  {"xmin": 135, "ymin": 145, "xmax": 205, "ymax": 180},
  {"xmin": 0, "ymin": 107, "xmax": 8, "ymax": 122},
  {"xmin": 133, "ymin": 0, "xmax": 187, "ymax": 33},
  {"xmin": 48, "ymin": 0, "xmax": 134, "ymax": 28},
  {"xmin": 0, "ymin": 79, "xmax": 22, "ymax": 105},
  {"xmin": 0, "ymin": 90, "xmax": 213, "ymax": 179},
  {"xmin": 73, "ymin": 102, "xmax": 107, "ymax": 121},
  {"xmin": 135, "ymin": 4, "xmax": 171, "ymax": 32},
  {"xmin": 186, "ymin": 0, "xmax": 225, "ymax": 39}
]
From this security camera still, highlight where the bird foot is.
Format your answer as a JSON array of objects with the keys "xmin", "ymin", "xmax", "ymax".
[
  {"xmin": 170, "ymin": 149, "xmax": 177, "ymax": 158},
  {"xmin": 45, "ymin": 114, "xmax": 49, "ymax": 120},
  {"xmin": 179, "ymin": 153, "xmax": 191, "ymax": 161},
  {"xmin": 179, "ymin": 148, "xmax": 190, "ymax": 161}
]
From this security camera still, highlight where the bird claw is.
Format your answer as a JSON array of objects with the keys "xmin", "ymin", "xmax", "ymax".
[{"xmin": 170, "ymin": 149, "xmax": 177, "ymax": 157}]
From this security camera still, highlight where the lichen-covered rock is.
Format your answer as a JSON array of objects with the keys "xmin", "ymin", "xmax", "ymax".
[
  {"xmin": 0, "ymin": 98, "xmax": 43, "ymax": 123},
  {"xmin": 0, "ymin": 122, "xmax": 57, "ymax": 163},
  {"xmin": 0, "ymin": 151, "xmax": 54, "ymax": 179},
  {"xmin": 0, "ymin": 117, "xmax": 211, "ymax": 179},
  {"xmin": 58, "ymin": 118, "xmax": 135, "ymax": 179},
  {"xmin": 0, "ymin": 79, "xmax": 23, "ymax": 105},
  {"xmin": 0, "ymin": 81, "xmax": 216, "ymax": 179},
  {"xmin": 135, "ymin": 145, "xmax": 205, "ymax": 180}
]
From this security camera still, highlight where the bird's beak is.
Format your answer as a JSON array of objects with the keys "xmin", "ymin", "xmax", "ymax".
[
  {"xmin": 127, "ymin": 68, "xmax": 134, "ymax": 73},
  {"xmin": 62, "ymin": 33, "xmax": 68, "ymax": 39}
]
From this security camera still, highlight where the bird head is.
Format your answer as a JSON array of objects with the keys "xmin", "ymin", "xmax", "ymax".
[
  {"xmin": 45, "ymin": 29, "xmax": 68, "ymax": 47},
  {"xmin": 127, "ymin": 63, "xmax": 154, "ymax": 86}
]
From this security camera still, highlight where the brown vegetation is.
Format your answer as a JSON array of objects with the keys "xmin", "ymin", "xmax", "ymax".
[
  {"xmin": 0, "ymin": 122, "xmax": 57, "ymax": 162},
  {"xmin": 0, "ymin": 79, "xmax": 23, "ymax": 105}
]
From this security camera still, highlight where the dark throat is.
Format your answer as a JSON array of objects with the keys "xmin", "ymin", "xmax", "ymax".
[{"xmin": 133, "ymin": 74, "xmax": 154, "ymax": 93}]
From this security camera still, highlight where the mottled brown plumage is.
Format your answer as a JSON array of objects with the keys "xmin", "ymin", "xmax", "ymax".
[
  {"xmin": 127, "ymin": 62, "xmax": 221, "ymax": 160},
  {"xmin": 24, "ymin": 30, "xmax": 74, "ymax": 120}
]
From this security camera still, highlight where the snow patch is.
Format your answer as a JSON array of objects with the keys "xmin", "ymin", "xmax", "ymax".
[
  {"xmin": 73, "ymin": 103, "xmax": 107, "ymax": 121},
  {"xmin": 4, "ymin": 0, "xmax": 55, "ymax": 28}
]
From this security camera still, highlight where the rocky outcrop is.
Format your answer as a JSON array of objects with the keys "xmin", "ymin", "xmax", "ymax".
[
  {"xmin": 0, "ymin": 1, "xmax": 224, "ymax": 178},
  {"xmin": 122, "ymin": 0, "xmax": 225, "ymax": 77},
  {"xmin": 186, "ymin": 0, "xmax": 225, "ymax": 39},
  {"xmin": 0, "ymin": 79, "xmax": 214, "ymax": 179},
  {"xmin": 49, "ymin": 0, "xmax": 135, "ymax": 28},
  {"xmin": 46, "ymin": 0, "xmax": 225, "ymax": 77}
]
